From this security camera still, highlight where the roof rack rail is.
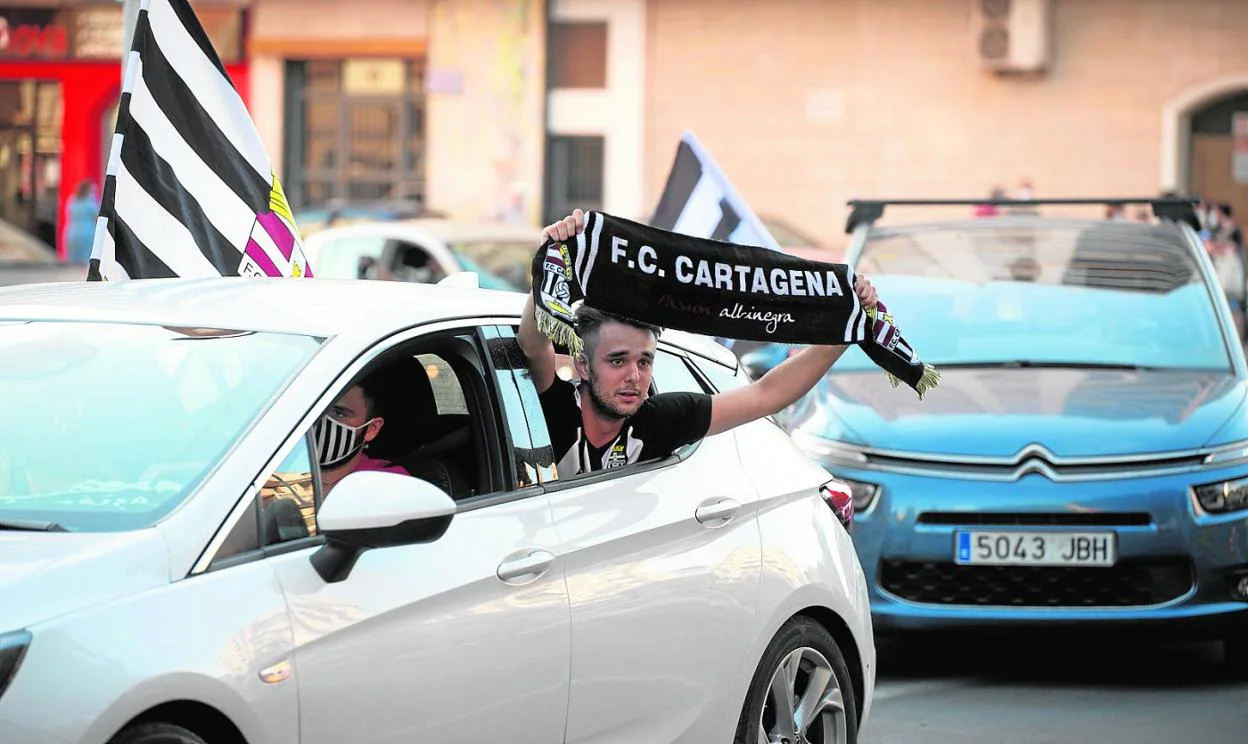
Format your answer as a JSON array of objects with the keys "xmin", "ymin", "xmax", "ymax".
[{"xmin": 844, "ymin": 197, "xmax": 1200, "ymax": 233}]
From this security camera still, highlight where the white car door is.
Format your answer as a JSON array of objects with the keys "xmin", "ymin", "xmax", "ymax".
[
  {"xmin": 524, "ymin": 344, "xmax": 764, "ymax": 743},
  {"xmin": 223, "ymin": 325, "xmax": 571, "ymax": 743}
]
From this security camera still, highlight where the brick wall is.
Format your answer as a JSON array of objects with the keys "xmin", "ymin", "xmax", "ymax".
[{"xmin": 644, "ymin": 0, "xmax": 1248, "ymax": 250}]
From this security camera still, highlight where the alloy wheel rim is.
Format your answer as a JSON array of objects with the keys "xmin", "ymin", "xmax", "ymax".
[{"xmin": 758, "ymin": 646, "xmax": 847, "ymax": 744}]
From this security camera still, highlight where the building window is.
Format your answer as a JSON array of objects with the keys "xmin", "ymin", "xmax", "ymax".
[
  {"xmin": 283, "ymin": 58, "xmax": 426, "ymax": 210},
  {"xmin": 0, "ymin": 80, "xmax": 62, "ymax": 247},
  {"xmin": 548, "ymin": 22, "xmax": 608, "ymax": 89},
  {"xmin": 544, "ymin": 135, "xmax": 604, "ymax": 224}
]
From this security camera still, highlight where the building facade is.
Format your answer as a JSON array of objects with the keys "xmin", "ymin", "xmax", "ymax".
[
  {"xmin": 249, "ymin": 0, "xmax": 1248, "ymax": 251},
  {"xmin": 8, "ymin": 0, "xmax": 1246, "ymax": 258},
  {"xmin": 640, "ymin": 0, "xmax": 1248, "ymax": 248},
  {"xmin": 248, "ymin": 0, "xmax": 546, "ymax": 227}
]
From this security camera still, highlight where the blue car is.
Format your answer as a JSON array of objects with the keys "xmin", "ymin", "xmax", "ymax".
[{"xmin": 747, "ymin": 199, "xmax": 1248, "ymax": 668}]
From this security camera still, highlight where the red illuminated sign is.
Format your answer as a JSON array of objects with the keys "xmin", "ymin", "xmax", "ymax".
[{"xmin": 0, "ymin": 9, "xmax": 69, "ymax": 60}]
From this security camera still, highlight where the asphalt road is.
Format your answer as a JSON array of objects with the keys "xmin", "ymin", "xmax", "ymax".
[
  {"xmin": 0, "ymin": 262, "xmax": 87, "ymax": 287},
  {"xmin": 860, "ymin": 633, "xmax": 1248, "ymax": 744}
]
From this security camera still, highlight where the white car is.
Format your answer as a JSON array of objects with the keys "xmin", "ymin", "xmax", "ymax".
[
  {"xmin": 0, "ymin": 277, "xmax": 875, "ymax": 744},
  {"xmin": 302, "ymin": 219, "xmax": 538, "ymax": 292}
]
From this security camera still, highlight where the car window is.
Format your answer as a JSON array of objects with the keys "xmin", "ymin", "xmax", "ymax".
[
  {"xmin": 517, "ymin": 338, "xmax": 711, "ymax": 486},
  {"xmin": 292, "ymin": 328, "xmax": 539, "ymax": 506},
  {"xmin": 652, "ymin": 349, "xmax": 710, "ymax": 457},
  {"xmin": 690, "ymin": 356, "xmax": 746, "ymax": 393},
  {"xmin": 0, "ymin": 322, "xmax": 320, "ymax": 533},
  {"xmin": 652, "ymin": 348, "xmax": 706, "ymax": 393},
  {"xmin": 259, "ymin": 436, "xmax": 319, "ymax": 545},
  {"xmin": 847, "ymin": 221, "xmax": 1231, "ymax": 372},
  {"xmin": 309, "ymin": 235, "xmax": 387, "ymax": 279},
  {"xmin": 216, "ymin": 342, "xmax": 489, "ymax": 565},
  {"xmin": 420, "ymin": 353, "xmax": 468, "ymax": 414},
  {"xmin": 207, "ymin": 326, "xmax": 552, "ymax": 570},
  {"xmin": 212, "ymin": 496, "xmax": 259, "ymax": 565},
  {"xmin": 211, "ymin": 434, "xmax": 319, "ymax": 566},
  {"xmin": 390, "ymin": 240, "xmax": 448, "ymax": 283},
  {"xmin": 329, "ymin": 335, "xmax": 489, "ymax": 500},
  {"xmin": 484, "ymin": 326, "xmax": 556, "ymax": 488}
]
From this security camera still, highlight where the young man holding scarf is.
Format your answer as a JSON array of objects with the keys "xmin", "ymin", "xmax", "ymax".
[{"xmin": 519, "ymin": 209, "xmax": 878, "ymax": 477}]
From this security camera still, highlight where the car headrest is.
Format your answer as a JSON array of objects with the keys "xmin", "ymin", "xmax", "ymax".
[{"xmin": 363, "ymin": 356, "xmax": 441, "ymax": 462}]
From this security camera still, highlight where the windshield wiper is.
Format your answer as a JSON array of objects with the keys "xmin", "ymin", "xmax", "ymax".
[
  {"xmin": 933, "ymin": 361, "xmax": 1160, "ymax": 371},
  {"xmin": 0, "ymin": 519, "xmax": 68, "ymax": 532}
]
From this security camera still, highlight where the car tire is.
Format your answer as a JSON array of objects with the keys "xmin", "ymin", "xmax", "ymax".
[
  {"xmin": 733, "ymin": 615, "xmax": 858, "ymax": 744},
  {"xmin": 109, "ymin": 722, "xmax": 209, "ymax": 744}
]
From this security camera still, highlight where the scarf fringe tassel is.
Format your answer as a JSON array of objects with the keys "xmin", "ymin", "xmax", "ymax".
[
  {"xmin": 885, "ymin": 363, "xmax": 942, "ymax": 400},
  {"xmin": 535, "ymin": 306, "xmax": 584, "ymax": 357}
]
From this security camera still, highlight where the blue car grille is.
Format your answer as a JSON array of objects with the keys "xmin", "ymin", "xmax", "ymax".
[
  {"xmin": 879, "ymin": 558, "xmax": 1194, "ymax": 607},
  {"xmin": 916, "ymin": 512, "xmax": 1152, "ymax": 527},
  {"xmin": 861, "ymin": 450, "xmax": 1208, "ymax": 482}
]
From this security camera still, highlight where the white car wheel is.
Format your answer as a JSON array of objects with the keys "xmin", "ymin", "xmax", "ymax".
[{"xmin": 735, "ymin": 616, "xmax": 858, "ymax": 744}]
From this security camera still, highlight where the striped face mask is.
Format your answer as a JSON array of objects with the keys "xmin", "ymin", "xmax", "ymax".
[{"xmin": 314, "ymin": 414, "xmax": 376, "ymax": 469}]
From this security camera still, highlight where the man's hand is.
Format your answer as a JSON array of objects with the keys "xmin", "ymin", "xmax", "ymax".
[
  {"xmin": 543, "ymin": 208, "xmax": 586, "ymax": 244},
  {"xmin": 707, "ymin": 274, "xmax": 879, "ymax": 437},
  {"xmin": 856, "ymin": 273, "xmax": 878, "ymax": 311},
  {"xmin": 521, "ymin": 209, "xmax": 589, "ymax": 395}
]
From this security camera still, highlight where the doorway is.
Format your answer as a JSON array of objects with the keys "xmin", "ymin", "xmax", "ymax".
[
  {"xmin": 283, "ymin": 59, "xmax": 427, "ymax": 210},
  {"xmin": 0, "ymin": 79, "xmax": 63, "ymax": 248},
  {"xmin": 1188, "ymin": 89, "xmax": 1248, "ymax": 227}
]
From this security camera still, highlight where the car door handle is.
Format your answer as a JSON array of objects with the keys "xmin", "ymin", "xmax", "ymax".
[
  {"xmin": 497, "ymin": 549, "xmax": 556, "ymax": 584},
  {"xmin": 695, "ymin": 499, "xmax": 741, "ymax": 525}
]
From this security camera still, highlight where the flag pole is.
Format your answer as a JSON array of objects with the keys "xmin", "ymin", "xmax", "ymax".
[
  {"xmin": 90, "ymin": 0, "xmax": 140, "ymax": 281},
  {"xmin": 121, "ymin": 0, "xmax": 140, "ymax": 71}
]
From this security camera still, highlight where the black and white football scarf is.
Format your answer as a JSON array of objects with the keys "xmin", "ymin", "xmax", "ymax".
[{"xmin": 532, "ymin": 211, "xmax": 939, "ymax": 398}]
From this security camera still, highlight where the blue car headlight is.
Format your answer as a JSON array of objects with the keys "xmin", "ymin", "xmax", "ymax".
[
  {"xmin": 0, "ymin": 630, "xmax": 31, "ymax": 700},
  {"xmin": 1193, "ymin": 477, "xmax": 1248, "ymax": 514}
]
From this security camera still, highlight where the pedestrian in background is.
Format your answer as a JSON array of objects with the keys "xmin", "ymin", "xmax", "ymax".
[
  {"xmin": 63, "ymin": 180, "xmax": 100, "ymax": 264},
  {"xmin": 1007, "ymin": 178, "xmax": 1039, "ymax": 215},
  {"xmin": 974, "ymin": 186, "xmax": 1005, "ymax": 217},
  {"xmin": 1216, "ymin": 203, "xmax": 1243, "ymax": 252}
]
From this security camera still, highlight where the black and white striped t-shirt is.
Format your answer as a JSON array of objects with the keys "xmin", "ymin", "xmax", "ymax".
[{"xmin": 539, "ymin": 377, "xmax": 712, "ymax": 476}]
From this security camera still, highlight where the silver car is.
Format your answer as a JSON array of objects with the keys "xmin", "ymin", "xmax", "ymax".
[{"xmin": 0, "ymin": 277, "xmax": 874, "ymax": 744}]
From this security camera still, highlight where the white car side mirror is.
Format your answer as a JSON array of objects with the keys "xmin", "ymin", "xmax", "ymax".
[{"xmin": 310, "ymin": 471, "xmax": 457, "ymax": 583}]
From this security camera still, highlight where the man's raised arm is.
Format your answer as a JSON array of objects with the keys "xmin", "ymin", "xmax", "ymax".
[
  {"xmin": 706, "ymin": 275, "xmax": 879, "ymax": 437},
  {"xmin": 518, "ymin": 209, "xmax": 586, "ymax": 394},
  {"xmin": 519, "ymin": 293, "xmax": 557, "ymax": 394}
]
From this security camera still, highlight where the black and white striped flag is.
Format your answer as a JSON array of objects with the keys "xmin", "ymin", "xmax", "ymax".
[
  {"xmin": 650, "ymin": 130, "xmax": 782, "ymax": 253},
  {"xmin": 88, "ymin": 0, "xmax": 312, "ymax": 281}
]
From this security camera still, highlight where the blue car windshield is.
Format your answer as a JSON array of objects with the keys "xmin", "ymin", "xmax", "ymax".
[
  {"xmin": 0, "ymin": 322, "xmax": 322, "ymax": 532},
  {"xmin": 833, "ymin": 220, "xmax": 1232, "ymax": 372}
]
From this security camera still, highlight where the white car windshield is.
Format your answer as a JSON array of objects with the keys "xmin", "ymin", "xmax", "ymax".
[{"xmin": 0, "ymin": 321, "xmax": 322, "ymax": 532}]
